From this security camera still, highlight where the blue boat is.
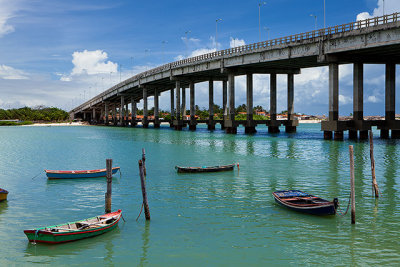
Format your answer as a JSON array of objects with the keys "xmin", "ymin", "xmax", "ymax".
[
  {"xmin": 45, "ymin": 167, "xmax": 120, "ymax": 179},
  {"xmin": 273, "ymin": 190, "xmax": 338, "ymax": 215}
]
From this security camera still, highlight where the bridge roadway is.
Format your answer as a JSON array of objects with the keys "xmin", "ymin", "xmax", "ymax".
[{"xmin": 71, "ymin": 13, "xmax": 400, "ymax": 139}]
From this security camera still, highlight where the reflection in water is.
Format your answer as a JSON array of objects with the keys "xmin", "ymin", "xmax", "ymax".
[
  {"xmin": 0, "ymin": 201, "xmax": 8, "ymax": 221},
  {"xmin": 269, "ymin": 139, "xmax": 279, "ymax": 158},
  {"xmin": 140, "ymin": 221, "xmax": 150, "ymax": 266},
  {"xmin": 104, "ymin": 232, "xmax": 115, "ymax": 265},
  {"xmin": 327, "ymin": 141, "xmax": 340, "ymax": 197},
  {"xmin": 354, "ymin": 143, "xmax": 367, "ymax": 193},
  {"xmin": 246, "ymin": 139, "xmax": 254, "ymax": 155},
  {"xmin": 383, "ymin": 144, "xmax": 397, "ymax": 216},
  {"xmin": 286, "ymin": 140, "xmax": 295, "ymax": 159}
]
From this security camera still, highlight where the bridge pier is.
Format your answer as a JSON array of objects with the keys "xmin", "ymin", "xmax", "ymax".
[
  {"xmin": 208, "ymin": 79, "xmax": 216, "ymax": 130},
  {"xmin": 189, "ymin": 81, "xmax": 197, "ymax": 130},
  {"xmin": 245, "ymin": 73, "xmax": 256, "ymax": 134},
  {"xmin": 221, "ymin": 80, "xmax": 227, "ymax": 130},
  {"xmin": 120, "ymin": 96, "xmax": 125, "ymax": 126},
  {"xmin": 112, "ymin": 104, "xmax": 117, "ymax": 125},
  {"xmin": 225, "ymin": 72, "xmax": 237, "ymax": 134},
  {"xmin": 182, "ymin": 87, "xmax": 186, "ymax": 120},
  {"xmin": 154, "ymin": 89, "xmax": 160, "ymax": 128},
  {"xmin": 142, "ymin": 88, "xmax": 149, "ymax": 128},
  {"xmin": 322, "ymin": 63, "xmax": 340, "ymax": 140},
  {"xmin": 268, "ymin": 73, "xmax": 280, "ymax": 133},
  {"xmin": 170, "ymin": 87, "xmax": 175, "ymax": 128},
  {"xmin": 174, "ymin": 81, "xmax": 183, "ymax": 130},
  {"xmin": 285, "ymin": 73, "xmax": 298, "ymax": 133},
  {"xmin": 104, "ymin": 102, "xmax": 109, "ymax": 125},
  {"xmin": 131, "ymin": 97, "xmax": 137, "ymax": 126}
]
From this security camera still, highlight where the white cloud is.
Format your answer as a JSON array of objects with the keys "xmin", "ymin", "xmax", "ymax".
[
  {"xmin": 339, "ymin": 94, "xmax": 352, "ymax": 105},
  {"xmin": 0, "ymin": 0, "xmax": 20, "ymax": 37},
  {"xmin": 71, "ymin": 50, "xmax": 117, "ymax": 75},
  {"xmin": 356, "ymin": 0, "xmax": 400, "ymax": 20},
  {"xmin": 0, "ymin": 64, "xmax": 29, "ymax": 80},
  {"xmin": 230, "ymin": 37, "xmax": 246, "ymax": 48},
  {"xmin": 367, "ymin": 95, "xmax": 380, "ymax": 103},
  {"xmin": 61, "ymin": 50, "xmax": 118, "ymax": 81}
]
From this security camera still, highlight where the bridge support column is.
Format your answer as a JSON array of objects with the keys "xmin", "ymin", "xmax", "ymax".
[
  {"xmin": 285, "ymin": 73, "xmax": 297, "ymax": 133},
  {"xmin": 174, "ymin": 81, "xmax": 183, "ymax": 130},
  {"xmin": 92, "ymin": 107, "xmax": 97, "ymax": 124},
  {"xmin": 154, "ymin": 89, "xmax": 160, "ymax": 128},
  {"xmin": 208, "ymin": 79, "xmax": 216, "ymax": 130},
  {"xmin": 225, "ymin": 73, "xmax": 237, "ymax": 134},
  {"xmin": 113, "ymin": 105, "xmax": 117, "ymax": 126},
  {"xmin": 120, "ymin": 96, "xmax": 125, "ymax": 126},
  {"xmin": 268, "ymin": 73, "xmax": 280, "ymax": 133},
  {"xmin": 131, "ymin": 99, "xmax": 137, "ymax": 126},
  {"xmin": 170, "ymin": 87, "xmax": 175, "ymax": 127},
  {"xmin": 100, "ymin": 108, "xmax": 104, "ymax": 124},
  {"xmin": 182, "ymin": 87, "xmax": 186, "ymax": 120},
  {"xmin": 380, "ymin": 63, "xmax": 399, "ymax": 138},
  {"xmin": 222, "ymin": 80, "xmax": 227, "ymax": 129},
  {"xmin": 189, "ymin": 81, "xmax": 197, "ymax": 130},
  {"xmin": 105, "ymin": 102, "xmax": 109, "ymax": 125},
  {"xmin": 125, "ymin": 103, "xmax": 129, "ymax": 126},
  {"xmin": 245, "ymin": 73, "xmax": 256, "ymax": 134},
  {"xmin": 322, "ymin": 63, "xmax": 342, "ymax": 140},
  {"xmin": 350, "ymin": 62, "xmax": 369, "ymax": 139},
  {"xmin": 142, "ymin": 88, "xmax": 149, "ymax": 128}
]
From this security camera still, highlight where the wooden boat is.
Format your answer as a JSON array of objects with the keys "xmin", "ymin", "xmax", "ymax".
[
  {"xmin": 273, "ymin": 190, "xmax": 338, "ymax": 215},
  {"xmin": 45, "ymin": 167, "xmax": 120, "ymax": 179},
  {"xmin": 175, "ymin": 163, "xmax": 236, "ymax": 173},
  {"xmin": 24, "ymin": 209, "xmax": 122, "ymax": 244},
  {"xmin": 0, "ymin": 188, "xmax": 8, "ymax": 201}
]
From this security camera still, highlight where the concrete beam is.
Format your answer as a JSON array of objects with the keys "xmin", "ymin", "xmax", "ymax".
[
  {"xmin": 385, "ymin": 63, "xmax": 396, "ymax": 120},
  {"xmin": 353, "ymin": 62, "xmax": 363, "ymax": 120},
  {"xmin": 329, "ymin": 63, "xmax": 339, "ymax": 121}
]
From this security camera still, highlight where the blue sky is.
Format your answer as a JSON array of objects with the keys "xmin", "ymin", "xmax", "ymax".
[{"xmin": 0, "ymin": 0, "xmax": 399, "ymax": 116}]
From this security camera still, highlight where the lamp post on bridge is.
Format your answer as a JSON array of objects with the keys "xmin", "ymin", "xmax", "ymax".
[
  {"xmin": 258, "ymin": 1, "xmax": 267, "ymax": 42},
  {"xmin": 215, "ymin": 18, "xmax": 222, "ymax": 50},
  {"xmin": 184, "ymin": 30, "xmax": 191, "ymax": 58},
  {"xmin": 310, "ymin": 14, "xmax": 317, "ymax": 31},
  {"xmin": 323, "ymin": 0, "xmax": 326, "ymax": 28},
  {"xmin": 263, "ymin": 26, "xmax": 270, "ymax": 40}
]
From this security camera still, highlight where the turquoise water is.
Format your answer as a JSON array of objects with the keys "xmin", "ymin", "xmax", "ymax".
[{"xmin": 0, "ymin": 124, "xmax": 399, "ymax": 266}]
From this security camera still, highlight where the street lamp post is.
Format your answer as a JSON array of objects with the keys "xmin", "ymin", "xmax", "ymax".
[
  {"xmin": 310, "ymin": 14, "xmax": 317, "ymax": 31},
  {"xmin": 258, "ymin": 1, "xmax": 267, "ymax": 42},
  {"xmin": 323, "ymin": 0, "xmax": 326, "ymax": 28},
  {"xmin": 383, "ymin": 0, "xmax": 385, "ymax": 16},
  {"xmin": 216, "ymin": 18, "xmax": 222, "ymax": 50},
  {"xmin": 263, "ymin": 26, "xmax": 270, "ymax": 40},
  {"xmin": 162, "ymin": 40, "xmax": 167, "ymax": 62},
  {"xmin": 185, "ymin": 30, "xmax": 191, "ymax": 58}
]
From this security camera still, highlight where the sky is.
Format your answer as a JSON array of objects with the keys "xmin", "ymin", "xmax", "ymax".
[{"xmin": 0, "ymin": 0, "xmax": 400, "ymax": 116}]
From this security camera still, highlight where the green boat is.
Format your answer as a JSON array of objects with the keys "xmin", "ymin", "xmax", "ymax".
[{"xmin": 24, "ymin": 209, "xmax": 122, "ymax": 244}]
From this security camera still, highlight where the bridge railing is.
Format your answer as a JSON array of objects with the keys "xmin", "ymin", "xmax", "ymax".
[{"xmin": 74, "ymin": 12, "xmax": 400, "ymax": 112}]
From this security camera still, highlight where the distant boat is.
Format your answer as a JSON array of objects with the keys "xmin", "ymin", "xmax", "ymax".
[
  {"xmin": 45, "ymin": 167, "xmax": 120, "ymax": 179},
  {"xmin": 175, "ymin": 163, "xmax": 236, "ymax": 173},
  {"xmin": 0, "ymin": 188, "xmax": 8, "ymax": 201},
  {"xmin": 24, "ymin": 209, "xmax": 122, "ymax": 244},
  {"xmin": 273, "ymin": 190, "xmax": 338, "ymax": 215}
]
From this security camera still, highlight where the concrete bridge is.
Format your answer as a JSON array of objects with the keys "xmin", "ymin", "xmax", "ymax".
[{"xmin": 71, "ymin": 13, "xmax": 400, "ymax": 140}]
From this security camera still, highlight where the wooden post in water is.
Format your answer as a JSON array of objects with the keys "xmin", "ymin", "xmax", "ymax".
[
  {"xmin": 142, "ymin": 148, "xmax": 146, "ymax": 177},
  {"xmin": 369, "ymin": 130, "xmax": 380, "ymax": 198},
  {"xmin": 139, "ymin": 160, "xmax": 150, "ymax": 220},
  {"xmin": 105, "ymin": 159, "xmax": 113, "ymax": 213},
  {"xmin": 349, "ymin": 145, "xmax": 356, "ymax": 224}
]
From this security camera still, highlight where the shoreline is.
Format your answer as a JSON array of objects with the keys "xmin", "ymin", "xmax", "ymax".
[{"xmin": 23, "ymin": 122, "xmax": 87, "ymax": 127}]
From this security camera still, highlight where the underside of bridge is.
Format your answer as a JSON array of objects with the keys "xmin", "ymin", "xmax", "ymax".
[{"xmin": 72, "ymin": 13, "xmax": 400, "ymax": 140}]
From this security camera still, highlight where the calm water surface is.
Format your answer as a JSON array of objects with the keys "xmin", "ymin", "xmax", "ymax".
[{"xmin": 0, "ymin": 124, "xmax": 399, "ymax": 266}]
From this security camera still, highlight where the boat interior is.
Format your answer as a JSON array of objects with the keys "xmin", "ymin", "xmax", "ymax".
[
  {"xmin": 45, "ymin": 216, "xmax": 117, "ymax": 233},
  {"xmin": 281, "ymin": 196, "xmax": 330, "ymax": 205}
]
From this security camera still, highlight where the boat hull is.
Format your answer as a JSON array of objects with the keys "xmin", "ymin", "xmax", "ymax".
[
  {"xmin": 0, "ymin": 188, "xmax": 8, "ymax": 202},
  {"xmin": 46, "ymin": 167, "xmax": 120, "ymax": 179},
  {"xmin": 273, "ymin": 190, "xmax": 336, "ymax": 216},
  {"xmin": 24, "ymin": 210, "xmax": 122, "ymax": 244},
  {"xmin": 176, "ymin": 164, "xmax": 235, "ymax": 173}
]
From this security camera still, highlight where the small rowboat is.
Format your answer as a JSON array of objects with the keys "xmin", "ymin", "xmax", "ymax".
[
  {"xmin": 24, "ymin": 209, "xmax": 122, "ymax": 244},
  {"xmin": 273, "ymin": 190, "xmax": 338, "ymax": 215},
  {"xmin": 45, "ymin": 167, "xmax": 120, "ymax": 179},
  {"xmin": 175, "ymin": 163, "xmax": 236, "ymax": 173},
  {"xmin": 0, "ymin": 188, "xmax": 8, "ymax": 201}
]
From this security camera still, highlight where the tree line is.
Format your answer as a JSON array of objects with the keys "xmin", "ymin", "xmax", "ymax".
[{"xmin": 0, "ymin": 106, "xmax": 69, "ymax": 122}]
